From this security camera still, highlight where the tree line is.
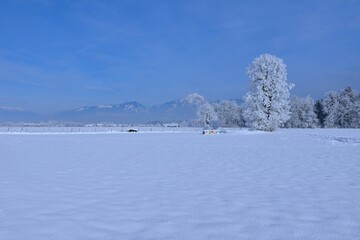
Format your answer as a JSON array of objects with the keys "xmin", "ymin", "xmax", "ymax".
[{"xmin": 197, "ymin": 54, "xmax": 360, "ymax": 131}]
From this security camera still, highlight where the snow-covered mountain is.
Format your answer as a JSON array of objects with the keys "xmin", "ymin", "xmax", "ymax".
[
  {"xmin": 0, "ymin": 93, "xmax": 213, "ymax": 123},
  {"xmin": 55, "ymin": 94, "xmax": 208, "ymax": 123},
  {"xmin": 55, "ymin": 102, "xmax": 149, "ymax": 123},
  {"xmin": 150, "ymin": 93, "xmax": 208, "ymax": 122},
  {"xmin": 72, "ymin": 102, "xmax": 147, "ymax": 113}
]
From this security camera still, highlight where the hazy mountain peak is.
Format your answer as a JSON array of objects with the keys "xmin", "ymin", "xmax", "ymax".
[
  {"xmin": 179, "ymin": 93, "xmax": 207, "ymax": 106},
  {"xmin": 120, "ymin": 102, "xmax": 147, "ymax": 112},
  {"xmin": 72, "ymin": 101, "xmax": 146, "ymax": 113},
  {"xmin": 75, "ymin": 107, "xmax": 90, "ymax": 112},
  {"xmin": 98, "ymin": 104, "xmax": 114, "ymax": 109}
]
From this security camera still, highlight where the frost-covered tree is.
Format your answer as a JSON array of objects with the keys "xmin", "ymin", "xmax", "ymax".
[
  {"xmin": 213, "ymin": 100, "xmax": 244, "ymax": 127},
  {"xmin": 324, "ymin": 87, "xmax": 360, "ymax": 128},
  {"xmin": 244, "ymin": 54, "xmax": 294, "ymax": 131},
  {"xmin": 355, "ymin": 93, "xmax": 360, "ymax": 127},
  {"xmin": 197, "ymin": 103, "xmax": 218, "ymax": 129},
  {"xmin": 337, "ymin": 87, "xmax": 360, "ymax": 128},
  {"xmin": 323, "ymin": 91, "xmax": 340, "ymax": 128},
  {"xmin": 286, "ymin": 96, "xmax": 318, "ymax": 128}
]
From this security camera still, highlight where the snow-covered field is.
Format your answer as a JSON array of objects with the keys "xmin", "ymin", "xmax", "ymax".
[{"xmin": 1, "ymin": 129, "xmax": 360, "ymax": 240}]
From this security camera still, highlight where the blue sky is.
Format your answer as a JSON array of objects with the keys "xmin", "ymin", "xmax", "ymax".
[{"xmin": 0, "ymin": 0, "xmax": 359, "ymax": 113}]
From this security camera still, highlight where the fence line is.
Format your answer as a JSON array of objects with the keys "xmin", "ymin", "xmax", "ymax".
[{"xmin": 0, "ymin": 127, "xmax": 205, "ymax": 133}]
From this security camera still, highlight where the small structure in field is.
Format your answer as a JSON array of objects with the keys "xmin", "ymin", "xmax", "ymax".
[
  {"xmin": 202, "ymin": 129, "xmax": 219, "ymax": 135},
  {"xmin": 127, "ymin": 129, "xmax": 138, "ymax": 132}
]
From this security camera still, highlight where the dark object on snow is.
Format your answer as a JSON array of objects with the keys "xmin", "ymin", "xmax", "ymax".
[
  {"xmin": 202, "ymin": 129, "xmax": 219, "ymax": 135},
  {"xmin": 127, "ymin": 129, "xmax": 138, "ymax": 132}
]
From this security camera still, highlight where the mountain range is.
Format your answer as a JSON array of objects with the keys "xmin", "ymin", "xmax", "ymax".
[{"xmin": 1, "ymin": 93, "xmax": 226, "ymax": 124}]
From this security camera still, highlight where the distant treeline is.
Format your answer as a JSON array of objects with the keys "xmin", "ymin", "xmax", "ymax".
[
  {"xmin": 193, "ymin": 86, "xmax": 359, "ymax": 129},
  {"xmin": 195, "ymin": 53, "xmax": 359, "ymax": 130}
]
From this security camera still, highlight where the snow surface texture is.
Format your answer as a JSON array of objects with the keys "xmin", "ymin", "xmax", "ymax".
[{"xmin": 0, "ymin": 129, "xmax": 360, "ymax": 240}]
